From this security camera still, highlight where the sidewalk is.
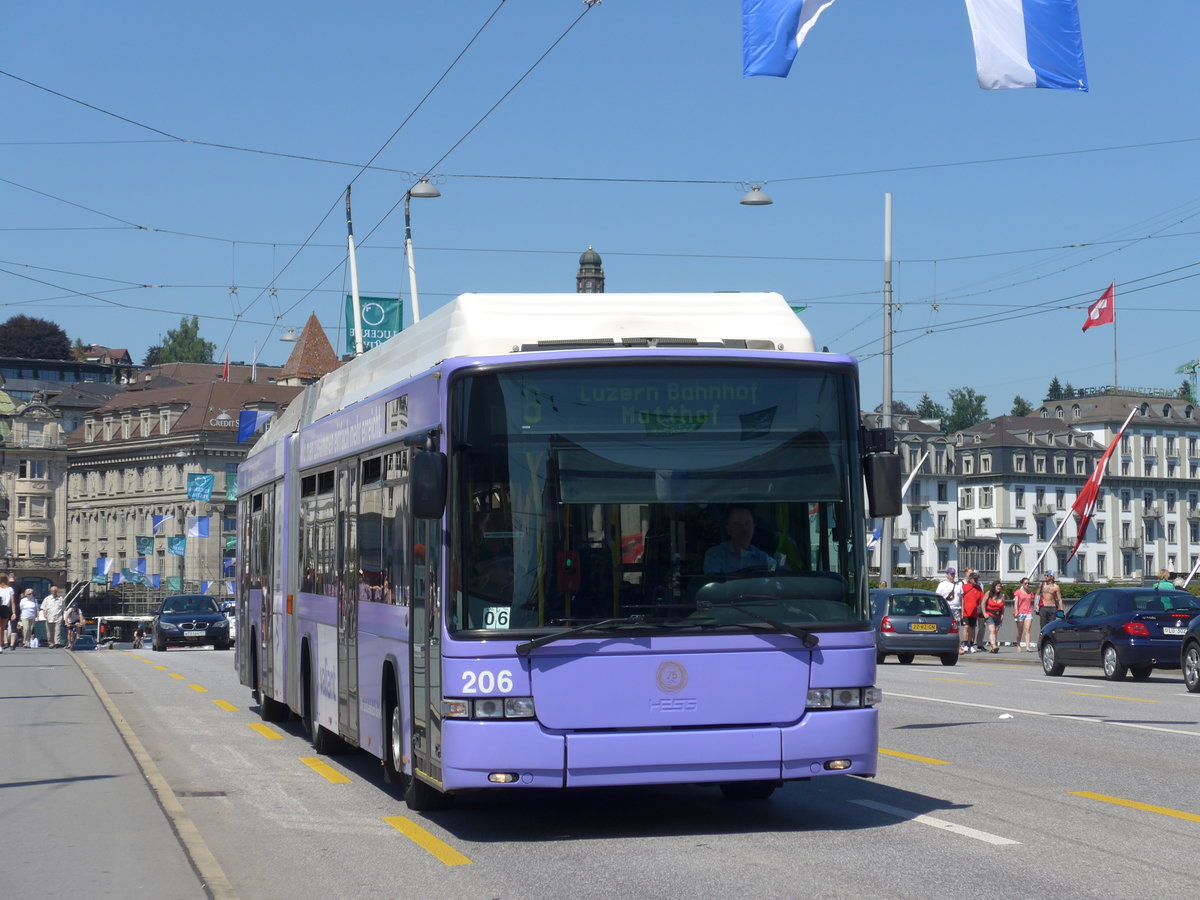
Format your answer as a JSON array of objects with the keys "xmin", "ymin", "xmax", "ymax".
[{"xmin": 0, "ymin": 646, "xmax": 214, "ymax": 898}]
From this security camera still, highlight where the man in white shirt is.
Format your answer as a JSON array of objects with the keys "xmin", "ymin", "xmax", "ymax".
[
  {"xmin": 935, "ymin": 566, "xmax": 963, "ymax": 626},
  {"xmin": 41, "ymin": 586, "xmax": 65, "ymax": 648}
]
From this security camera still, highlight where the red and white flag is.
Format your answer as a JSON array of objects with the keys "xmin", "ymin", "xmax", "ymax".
[
  {"xmin": 1082, "ymin": 282, "xmax": 1115, "ymax": 331},
  {"xmin": 222, "ymin": 351, "xmax": 230, "ymax": 383},
  {"xmin": 1067, "ymin": 407, "xmax": 1137, "ymax": 561}
]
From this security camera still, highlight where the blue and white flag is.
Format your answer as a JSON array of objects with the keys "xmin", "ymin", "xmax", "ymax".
[
  {"xmin": 201, "ymin": 581, "xmax": 213, "ymax": 595},
  {"xmin": 150, "ymin": 574, "xmax": 162, "ymax": 589},
  {"xmin": 187, "ymin": 516, "xmax": 210, "ymax": 538},
  {"xmin": 743, "ymin": 0, "xmax": 839, "ymax": 78},
  {"xmin": 964, "ymin": 0, "xmax": 1087, "ymax": 91},
  {"xmin": 152, "ymin": 515, "xmax": 173, "ymax": 535},
  {"xmin": 96, "ymin": 557, "xmax": 114, "ymax": 575},
  {"xmin": 238, "ymin": 409, "xmax": 275, "ymax": 443}
]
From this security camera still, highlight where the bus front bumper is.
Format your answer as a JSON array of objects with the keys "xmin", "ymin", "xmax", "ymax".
[{"xmin": 438, "ymin": 708, "xmax": 878, "ymax": 791}]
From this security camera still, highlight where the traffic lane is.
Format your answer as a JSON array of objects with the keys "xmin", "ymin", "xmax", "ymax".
[
  {"xmin": 876, "ymin": 667, "xmax": 1200, "ymax": 867},
  {"xmin": 84, "ymin": 647, "xmax": 1199, "ymax": 899},
  {"xmin": 1, "ymin": 649, "xmax": 207, "ymax": 899},
  {"xmin": 82, "ymin": 648, "xmax": 1032, "ymax": 899}
]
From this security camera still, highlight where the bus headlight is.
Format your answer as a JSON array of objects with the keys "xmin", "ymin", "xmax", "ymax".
[
  {"xmin": 806, "ymin": 687, "xmax": 880, "ymax": 709},
  {"xmin": 473, "ymin": 698, "xmax": 505, "ymax": 719},
  {"xmin": 503, "ymin": 697, "xmax": 535, "ymax": 718}
]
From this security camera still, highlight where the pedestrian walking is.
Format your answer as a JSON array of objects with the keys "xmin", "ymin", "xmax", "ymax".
[
  {"xmin": 1155, "ymin": 568, "xmax": 1175, "ymax": 590},
  {"xmin": 41, "ymin": 586, "xmax": 65, "ymax": 648},
  {"xmin": 1013, "ymin": 577, "xmax": 1036, "ymax": 651},
  {"xmin": 17, "ymin": 589, "xmax": 38, "ymax": 647},
  {"xmin": 961, "ymin": 570, "xmax": 984, "ymax": 653},
  {"xmin": 1037, "ymin": 571, "xmax": 1063, "ymax": 630},
  {"xmin": 0, "ymin": 574, "xmax": 11, "ymax": 653},
  {"xmin": 983, "ymin": 581, "xmax": 1006, "ymax": 653}
]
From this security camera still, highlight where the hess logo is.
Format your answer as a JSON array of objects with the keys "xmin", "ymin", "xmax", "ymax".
[{"xmin": 649, "ymin": 697, "xmax": 697, "ymax": 712}]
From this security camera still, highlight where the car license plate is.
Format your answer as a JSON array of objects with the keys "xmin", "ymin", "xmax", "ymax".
[
  {"xmin": 910, "ymin": 623, "xmax": 937, "ymax": 632},
  {"xmin": 1163, "ymin": 626, "xmax": 1187, "ymax": 635},
  {"xmin": 184, "ymin": 630, "xmax": 206, "ymax": 637}
]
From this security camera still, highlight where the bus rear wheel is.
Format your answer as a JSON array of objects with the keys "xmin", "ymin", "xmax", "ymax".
[{"xmin": 383, "ymin": 700, "xmax": 406, "ymax": 787}]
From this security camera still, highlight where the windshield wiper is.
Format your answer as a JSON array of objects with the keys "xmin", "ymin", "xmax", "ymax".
[
  {"xmin": 695, "ymin": 600, "xmax": 819, "ymax": 648},
  {"xmin": 515, "ymin": 616, "xmax": 646, "ymax": 656}
]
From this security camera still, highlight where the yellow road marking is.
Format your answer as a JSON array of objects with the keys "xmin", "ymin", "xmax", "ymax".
[
  {"xmin": 1067, "ymin": 692, "xmax": 1156, "ymax": 703},
  {"xmin": 140, "ymin": 658, "xmax": 154, "ymax": 664},
  {"xmin": 212, "ymin": 699, "xmax": 238, "ymax": 712},
  {"xmin": 1073, "ymin": 791, "xmax": 1200, "ymax": 823},
  {"xmin": 931, "ymin": 678, "xmax": 993, "ymax": 685},
  {"xmin": 246, "ymin": 722, "xmax": 284, "ymax": 740},
  {"xmin": 169, "ymin": 673, "xmax": 185, "ymax": 680},
  {"xmin": 300, "ymin": 757, "xmax": 351, "ymax": 784},
  {"xmin": 188, "ymin": 684, "xmax": 208, "ymax": 693},
  {"xmin": 154, "ymin": 665, "xmax": 167, "ymax": 671},
  {"xmin": 879, "ymin": 747, "xmax": 952, "ymax": 766},
  {"xmin": 384, "ymin": 816, "xmax": 472, "ymax": 866}
]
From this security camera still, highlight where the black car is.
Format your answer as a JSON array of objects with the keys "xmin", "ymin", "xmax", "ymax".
[
  {"xmin": 1039, "ymin": 587, "xmax": 1200, "ymax": 680},
  {"xmin": 152, "ymin": 595, "xmax": 232, "ymax": 651},
  {"xmin": 1181, "ymin": 616, "xmax": 1200, "ymax": 693},
  {"xmin": 870, "ymin": 588, "xmax": 959, "ymax": 666}
]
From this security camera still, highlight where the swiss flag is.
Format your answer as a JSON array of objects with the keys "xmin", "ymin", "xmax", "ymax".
[{"xmin": 1082, "ymin": 282, "xmax": 1115, "ymax": 331}]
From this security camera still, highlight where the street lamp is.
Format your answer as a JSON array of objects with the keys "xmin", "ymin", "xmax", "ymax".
[
  {"xmin": 405, "ymin": 177, "xmax": 442, "ymax": 324},
  {"xmin": 739, "ymin": 184, "xmax": 773, "ymax": 206}
]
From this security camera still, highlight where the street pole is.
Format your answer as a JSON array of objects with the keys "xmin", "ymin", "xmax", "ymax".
[
  {"xmin": 346, "ymin": 186, "xmax": 365, "ymax": 355},
  {"xmin": 879, "ymin": 193, "xmax": 895, "ymax": 585},
  {"xmin": 404, "ymin": 190, "xmax": 421, "ymax": 324}
]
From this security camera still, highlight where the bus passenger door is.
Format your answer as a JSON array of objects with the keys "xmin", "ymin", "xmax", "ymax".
[
  {"xmin": 337, "ymin": 466, "xmax": 360, "ymax": 745},
  {"xmin": 410, "ymin": 515, "xmax": 443, "ymax": 786}
]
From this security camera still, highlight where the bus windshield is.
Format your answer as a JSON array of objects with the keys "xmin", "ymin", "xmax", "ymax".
[{"xmin": 450, "ymin": 362, "xmax": 866, "ymax": 636}]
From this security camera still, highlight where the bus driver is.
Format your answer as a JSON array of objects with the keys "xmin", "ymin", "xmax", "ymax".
[{"xmin": 703, "ymin": 505, "xmax": 775, "ymax": 574}]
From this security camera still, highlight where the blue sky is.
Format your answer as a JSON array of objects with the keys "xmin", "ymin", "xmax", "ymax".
[{"xmin": 4, "ymin": 2, "xmax": 1199, "ymax": 414}]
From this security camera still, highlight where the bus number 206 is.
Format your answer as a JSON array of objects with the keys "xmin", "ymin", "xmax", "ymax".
[{"xmin": 461, "ymin": 670, "xmax": 514, "ymax": 694}]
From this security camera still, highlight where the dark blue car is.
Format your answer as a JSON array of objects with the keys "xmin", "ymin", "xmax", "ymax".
[{"xmin": 1039, "ymin": 587, "xmax": 1200, "ymax": 681}]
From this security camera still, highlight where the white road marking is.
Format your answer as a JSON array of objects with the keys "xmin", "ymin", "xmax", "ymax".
[
  {"xmin": 887, "ymin": 691, "xmax": 1200, "ymax": 737},
  {"xmin": 851, "ymin": 799, "xmax": 1019, "ymax": 845}
]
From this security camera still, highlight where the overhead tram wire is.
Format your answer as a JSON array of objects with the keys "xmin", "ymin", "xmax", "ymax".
[
  {"xmin": 214, "ymin": 0, "xmax": 510, "ymax": 355},
  {"xmin": 279, "ymin": 0, "xmax": 603, "ymax": 320},
  {"xmin": 850, "ymin": 264, "xmax": 1200, "ymax": 359},
  {"xmin": 6, "ymin": 63, "xmax": 1200, "ymax": 188}
]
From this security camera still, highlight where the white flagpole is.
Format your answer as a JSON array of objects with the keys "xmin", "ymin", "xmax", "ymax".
[
  {"xmin": 1112, "ymin": 280, "xmax": 1118, "ymax": 388},
  {"xmin": 1183, "ymin": 555, "xmax": 1200, "ymax": 589}
]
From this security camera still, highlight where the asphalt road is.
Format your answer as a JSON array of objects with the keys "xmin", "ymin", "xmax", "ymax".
[{"xmin": 61, "ymin": 646, "xmax": 1200, "ymax": 899}]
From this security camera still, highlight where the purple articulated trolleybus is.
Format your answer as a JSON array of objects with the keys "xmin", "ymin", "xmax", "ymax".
[{"xmin": 236, "ymin": 292, "xmax": 901, "ymax": 809}]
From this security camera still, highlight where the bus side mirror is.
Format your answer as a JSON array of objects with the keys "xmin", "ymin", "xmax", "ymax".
[
  {"xmin": 864, "ymin": 452, "xmax": 902, "ymax": 518},
  {"xmin": 861, "ymin": 427, "xmax": 901, "ymax": 518},
  {"xmin": 411, "ymin": 450, "xmax": 447, "ymax": 520}
]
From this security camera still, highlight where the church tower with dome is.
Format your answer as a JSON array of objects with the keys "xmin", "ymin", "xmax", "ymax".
[{"xmin": 576, "ymin": 246, "xmax": 605, "ymax": 293}]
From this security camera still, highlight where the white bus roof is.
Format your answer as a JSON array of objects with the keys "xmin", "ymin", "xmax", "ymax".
[{"xmin": 251, "ymin": 292, "xmax": 816, "ymax": 456}]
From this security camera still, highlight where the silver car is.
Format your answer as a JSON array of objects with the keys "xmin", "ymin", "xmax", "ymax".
[{"xmin": 870, "ymin": 588, "xmax": 959, "ymax": 666}]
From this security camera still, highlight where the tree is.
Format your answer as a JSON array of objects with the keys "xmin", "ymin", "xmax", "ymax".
[
  {"xmin": 0, "ymin": 315, "xmax": 71, "ymax": 359},
  {"xmin": 1010, "ymin": 395, "xmax": 1032, "ymax": 416},
  {"xmin": 1045, "ymin": 377, "xmax": 1063, "ymax": 401},
  {"xmin": 873, "ymin": 400, "xmax": 914, "ymax": 415},
  {"xmin": 916, "ymin": 393, "xmax": 947, "ymax": 421},
  {"xmin": 1180, "ymin": 379, "xmax": 1196, "ymax": 404},
  {"xmin": 944, "ymin": 387, "xmax": 988, "ymax": 433},
  {"xmin": 143, "ymin": 344, "xmax": 163, "ymax": 367},
  {"xmin": 1063, "ymin": 382, "xmax": 1076, "ymax": 399},
  {"xmin": 156, "ymin": 316, "xmax": 215, "ymax": 364},
  {"xmin": 70, "ymin": 338, "xmax": 89, "ymax": 361}
]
